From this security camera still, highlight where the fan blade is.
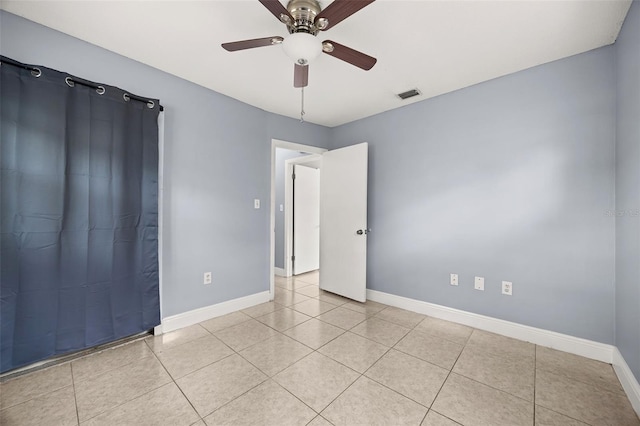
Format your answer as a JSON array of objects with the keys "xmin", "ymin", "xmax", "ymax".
[
  {"xmin": 259, "ymin": 0, "xmax": 294, "ymax": 24},
  {"xmin": 322, "ymin": 40, "xmax": 376, "ymax": 70},
  {"xmin": 316, "ymin": 0, "xmax": 375, "ymax": 31},
  {"xmin": 222, "ymin": 36, "xmax": 284, "ymax": 52},
  {"xmin": 294, "ymin": 64, "xmax": 309, "ymax": 88}
]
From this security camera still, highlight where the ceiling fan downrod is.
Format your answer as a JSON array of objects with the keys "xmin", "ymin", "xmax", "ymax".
[{"xmin": 285, "ymin": 0, "xmax": 324, "ymax": 34}]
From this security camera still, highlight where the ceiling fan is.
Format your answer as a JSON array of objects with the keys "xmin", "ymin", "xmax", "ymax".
[{"xmin": 221, "ymin": 0, "xmax": 377, "ymax": 88}]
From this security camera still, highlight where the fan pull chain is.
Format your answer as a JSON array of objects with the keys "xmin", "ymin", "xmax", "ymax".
[{"xmin": 300, "ymin": 87, "xmax": 305, "ymax": 123}]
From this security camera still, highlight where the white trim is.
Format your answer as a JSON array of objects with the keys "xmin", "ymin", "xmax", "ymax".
[
  {"xmin": 284, "ymin": 155, "xmax": 322, "ymax": 277},
  {"xmin": 613, "ymin": 347, "xmax": 640, "ymax": 416},
  {"xmin": 274, "ymin": 267, "xmax": 286, "ymax": 277},
  {"xmin": 156, "ymin": 291, "xmax": 270, "ymax": 335},
  {"xmin": 270, "ymin": 139, "xmax": 326, "ymax": 299},
  {"xmin": 366, "ymin": 289, "xmax": 615, "ymax": 363}
]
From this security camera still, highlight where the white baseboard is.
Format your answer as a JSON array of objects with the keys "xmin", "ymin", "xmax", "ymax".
[
  {"xmin": 366, "ymin": 289, "xmax": 614, "ymax": 364},
  {"xmin": 613, "ymin": 348, "xmax": 640, "ymax": 416},
  {"xmin": 155, "ymin": 291, "xmax": 271, "ymax": 335},
  {"xmin": 274, "ymin": 267, "xmax": 286, "ymax": 277}
]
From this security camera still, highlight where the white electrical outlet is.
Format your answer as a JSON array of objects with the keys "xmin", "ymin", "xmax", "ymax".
[
  {"xmin": 450, "ymin": 273, "xmax": 458, "ymax": 286},
  {"xmin": 474, "ymin": 276, "xmax": 485, "ymax": 291},
  {"xmin": 254, "ymin": 199, "xmax": 260, "ymax": 209},
  {"xmin": 502, "ymin": 281, "xmax": 513, "ymax": 295},
  {"xmin": 204, "ymin": 272, "xmax": 212, "ymax": 285},
  {"xmin": 279, "ymin": 204, "xmax": 284, "ymax": 212}
]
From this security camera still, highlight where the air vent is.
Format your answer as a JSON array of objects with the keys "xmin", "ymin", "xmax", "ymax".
[{"xmin": 397, "ymin": 89, "xmax": 421, "ymax": 100}]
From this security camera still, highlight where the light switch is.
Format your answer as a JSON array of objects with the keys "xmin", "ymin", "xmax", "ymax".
[
  {"xmin": 254, "ymin": 199, "xmax": 260, "ymax": 209},
  {"xmin": 280, "ymin": 204, "xmax": 284, "ymax": 212}
]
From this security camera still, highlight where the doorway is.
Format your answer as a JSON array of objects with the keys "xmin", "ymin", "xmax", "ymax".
[
  {"xmin": 270, "ymin": 140, "xmax": 370, "ymax": 303},
  {"xmin": 270, "ymin": 140, "xmax": 326, "ymax": 299}
]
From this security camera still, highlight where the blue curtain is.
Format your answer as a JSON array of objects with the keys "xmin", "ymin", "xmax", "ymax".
[{"xmin": 0, "ymin": 58, "xmax": 160, "ymax": 373}]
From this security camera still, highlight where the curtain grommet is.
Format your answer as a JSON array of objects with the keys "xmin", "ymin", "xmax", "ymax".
[
  {"xmin": 96, "ymin": 86, "xmax": 105, "ymax": 95},
  {"xmin": 65, "ymin": 77, "xmax": 75, "ymax": 87},
  {"xmin": 31, "ymin": 68, "xmax": 42, "ymax": 78},
  {"xmin": 147, "ymin": 100, "xmax": 155, "ymax": 109},
  {"xmin": 123, "ymin": 93, "xmax": 130, "ymax": 102}
]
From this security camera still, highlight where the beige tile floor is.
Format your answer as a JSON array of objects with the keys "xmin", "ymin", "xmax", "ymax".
[{"xmin": 1, "ymin": 270, "xmax": 639, "ymax": 426}]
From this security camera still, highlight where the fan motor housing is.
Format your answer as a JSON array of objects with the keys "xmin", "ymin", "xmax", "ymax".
[{"xmin": 287, "ymin": 0, "xmax": 322, "ymax": 34}]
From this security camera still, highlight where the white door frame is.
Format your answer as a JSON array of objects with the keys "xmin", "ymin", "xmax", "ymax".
[
  {"xmin": 270, "ymin": 140, "xmax": 326, "ymax": 300},
  {"xmin": 284, "ymin": 155, "xmax": 322, "ymax": 277}
]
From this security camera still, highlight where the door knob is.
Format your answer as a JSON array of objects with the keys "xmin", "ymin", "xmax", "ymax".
[{"xmin": 357, "ymin": 229, "xmax": 364, "ymax": 235}]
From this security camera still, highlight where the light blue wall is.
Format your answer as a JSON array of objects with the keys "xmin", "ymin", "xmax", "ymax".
[
  {"xmin": 332, "ymin": 47, "xmax": 617, "ymax": 344},
  {"xmin": 2, "ymin": 9, "xmax": 634, "ymax": 353},
  {"xmin": 615, "ymin": 0, "xmax": 640, "ymax": 381},
  {"xmin": 0, "ymin": 11, "xmax": 331, "ymax": 318},
  {"xmin": 274, "ymin": 148, "xmax": 308, "ymax": 269}
]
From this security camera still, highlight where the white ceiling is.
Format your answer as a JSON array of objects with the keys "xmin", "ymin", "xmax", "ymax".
[{"xmin": 1, "ymin": 0, "xmax": 632, "ymax": 127}]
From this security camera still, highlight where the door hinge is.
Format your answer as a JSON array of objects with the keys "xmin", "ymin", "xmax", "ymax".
[
  {"xmin": 291, "ymin": 255, "xmax": 295, "ymax": 261},
  {"xmin": 292, "ymin": 173, "xmax": 296, "ymax": 180}
]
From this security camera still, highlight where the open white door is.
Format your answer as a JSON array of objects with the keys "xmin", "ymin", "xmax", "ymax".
[
  {"xmin": 293, "ymin": 165, "xmax": 320, "ymax": 274},
  {"xmin": 320, "ymin": 143, "xmax": 368, "ymax": 302}
]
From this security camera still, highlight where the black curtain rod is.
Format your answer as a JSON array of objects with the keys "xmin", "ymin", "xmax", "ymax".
[
  {"xmin": 0, "ymin": 55, "xmax": 40, "ymax": 74},
  {"xmin": 0, "ymin": 55, "xmax": 163, "ymax": 111}
]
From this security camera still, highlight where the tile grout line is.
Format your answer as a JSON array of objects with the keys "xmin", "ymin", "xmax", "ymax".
[
  {"xmin": 156, "ymin": 327, "xmax": 239, "ymax": 381},
  {"xmin": 162, "ymin": 319, "xmax": 275, "ymax": 421},
  {"xmin": 171, "ymin": 351, "xmax": 238, "ymax": 383},
  {"xmin": 418, "ymin": 410, "xmax": 430, "ymax": 425},
  {"xmin": 1, "ymin": 341, "xmax": 146, "ymax": 411},
  {"xmin": 7, "ymin": 337, "xmax": 204, "ymax": 424},
  {"xmin": 70, "ymin": 363, "xmax": 80, "ymax": 425},
  {"xmin": 202, "ymin": 299, "xmax": 538, "ymax": 425},
  {"xmin": 312, "ymin": 313, "xmax": 406, "ymax": 421},
  {"xmin": 313, "ymin": 365, "xmax": 365, "ymax": 420},
  {"xmin": 12, "ymin": 286, "xmax": 636, "ymax": 426},
  {"xmin": 447, "ymin": 370, "xmax": 534, "ymax": 404},
  {"xmin": 535, "ymin": 364, "xmax": 629, "ymax": 397},
  {"xmin": 408, "ymin": 325, "xmax": 471, "ymax": 347},
  {"xmin": 359, "ymin": 347, "xmax": 437, "ymax": 409},
  {"xmin": 276, "ymin": 311, "xmax": 387, "ymax": 419},
  {"xmin": 534, "ymin": 344, "xmax": 537, "ymax": 425},
  {"xmin": 532, "ymin": 367, "xmax": 626, "ymax": 426},
  {"xmin": 441, "ymin": 331, "xmax": 537, "ymax": 405},
  {"xmin": 232, "ymin": 317, "xmax": 331, "ymax": 422},
  {"xmin": 148, "ymin": 344, "xmax": 204, "ymax": 424},
  {"xmin": 197, "ymin": 375, "xmax": 271, "ymax": 420},
  {"xmin": 0, "ymin": 333, "xmax": 150, "ymax": 384},
  {"xmin": 76, "ymin": 367, "xmax": 171, "ymax": 422},
  {"xmin": 307, "ymin": 306, "xmax": 420, "ymax": 379},
  {"xmin": 0, "ymin": 377, "xmax": 70, "ymax": 411},
  {"xmin": 272, "ymin": 374, "xmax": 331, "ymax": 419},
  {"xmin": 194, "ymin": 306, "xmax": 321, "ymax": 422},
  {"xmin": 147, "ymin": 322, "xmax": 215, "ymax": 355},
  {"xmin": 313, "ymin": 320, "xmax": 415, "ymax": 420},
  {"xmin": 423, "ymin": 328, "xmax": 474, "ymax": 423},
  {"xmin": 358, "ymin": 314, "xmax": 466, "ymax": 421},
  {"xmin": 281, "ymin": 318, "xmax": 350, "ymax": 351},
  {"xmin": 304, "ymin": 414, "xmax": 333, "ymax": 426}
]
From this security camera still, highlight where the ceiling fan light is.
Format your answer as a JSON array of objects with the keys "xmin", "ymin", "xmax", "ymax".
[{"xmin": 282, "ymin": 32, "xmax": 322, "ymax": 65}]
